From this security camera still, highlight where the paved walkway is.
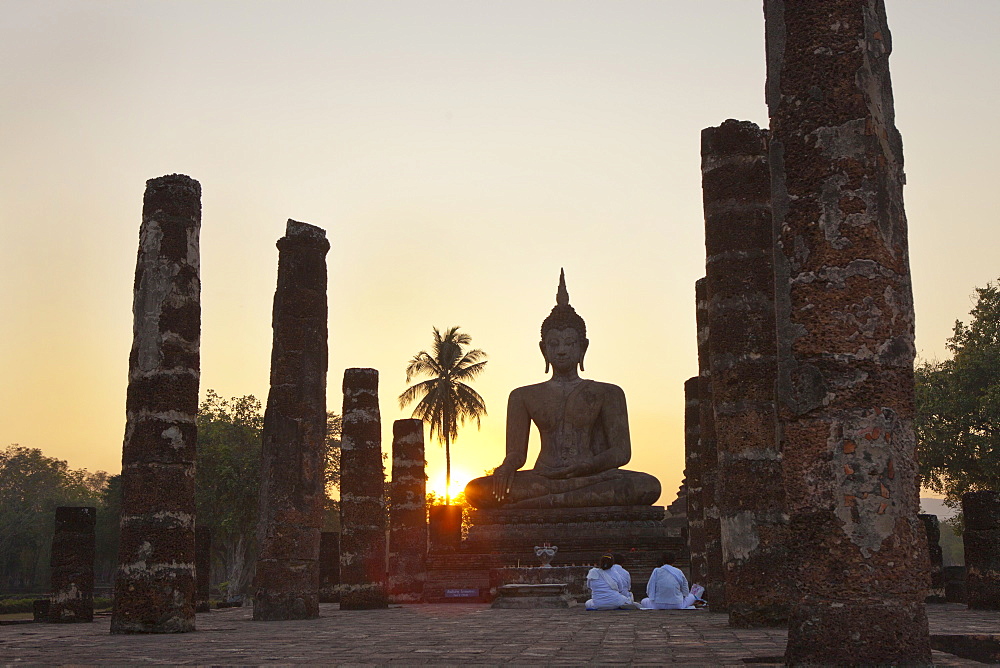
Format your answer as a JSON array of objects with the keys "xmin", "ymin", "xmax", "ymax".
[{"xmin": 1, "ymin": 603, "xmax": 994, "ymax": 665}]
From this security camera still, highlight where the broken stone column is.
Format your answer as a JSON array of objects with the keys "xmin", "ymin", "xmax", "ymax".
[
  {"xmin": 920, "ymin": 514, "xmax": 945, "ymax": 603},
  {"xmin": 765, "ymin": 2, "xmax": 930, "ymax": 661},
  {"xmin": 695, "ymin": 278, "xmax": 725, "ymax": 611},
  {"xmin": 683, "ymin": 376, "xmax": 706, "ymax": 587},
  {"xmin": 195, "ymin": 526, "xmax": 211, "ymax": 612},
  {"xmin": 962, "ymin": 491, "xmax": 1000, "ymax": 610},
  {"xmin": 253, "ymin": 219, "xmax": 329, "ymax": 621},
  {"xmin": 319, "ymin": 532, "xmax": 340, "ymax": 602},
  {"xmin": 388, "ymin": 418, "xmax": 428, "ymax": 603},
  {"xmin": 49, "ymin": 506, "xmax": 96, "ymax": 623},
  {"xmin": 112, "ymin": 174, "xmax": 201, "ymax": 634},
  {"xmin": 702, "ymin": 119, "xmax": 791, "ymax": 627},
  {"xmin": 340, "ymin": 368, "xmax": 388, "ymax": 610}
]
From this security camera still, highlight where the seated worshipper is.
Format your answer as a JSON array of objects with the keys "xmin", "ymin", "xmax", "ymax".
[
  {"xmin": 586, "ymin": 555, "xmax": 641, "ymax": 610},
  {"xmin": 611, "ymin": 553, "xmax": 633, "ymax": 599},
  {"xmin": 640, "ymin": 552, "xmax": 698, "ymax": 610}
]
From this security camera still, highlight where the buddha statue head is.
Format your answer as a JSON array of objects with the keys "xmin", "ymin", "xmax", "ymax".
[{"xmin": 540, "ymin": 269, "xmax": 588, "ymax": 374}]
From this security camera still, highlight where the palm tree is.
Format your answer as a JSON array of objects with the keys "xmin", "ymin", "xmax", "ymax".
[{"xmin": 398, "ymin": 326, "xmax": 487, "ymax": 505}]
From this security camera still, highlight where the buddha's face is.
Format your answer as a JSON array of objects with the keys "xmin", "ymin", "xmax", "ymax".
[{"xmin": 540, "ymin": 327, "xmax": 588, "ymax": 373}]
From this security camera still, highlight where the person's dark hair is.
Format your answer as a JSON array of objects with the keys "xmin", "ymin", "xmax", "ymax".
[
  {"xmin": 661, "ymin": 551, "xmax": 676, "ymax": 566},
  {"xmin": 599, "ymin": 555, "xmax": 614, "ymax": 570},
  {"xmin": 613, "ymin": 552, "xmax": 625, "ymax": 566}
]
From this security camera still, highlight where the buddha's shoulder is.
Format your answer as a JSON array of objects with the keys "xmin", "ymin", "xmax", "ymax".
[{"xmin": 509, "ymin": 379, "xmax": 625, "ymax": 397}]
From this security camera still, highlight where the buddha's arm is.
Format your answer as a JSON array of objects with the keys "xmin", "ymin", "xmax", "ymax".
[
  {"xmin": 591, "ymin": 384, "xmax": 631, "ymax": 472},
  {"xmin": 492, "ymin": 388, "xmax": 530, "ymax": 501}
]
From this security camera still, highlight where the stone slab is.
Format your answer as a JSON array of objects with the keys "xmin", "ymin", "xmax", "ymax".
[{"xmin": 0, "ymin": 602, "xmax": 987, "ymax": 665}]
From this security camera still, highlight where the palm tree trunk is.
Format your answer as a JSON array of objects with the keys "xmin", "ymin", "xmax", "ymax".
[{"xmin": 445, "ymin": 431, "xmax": 451, "ymax": 506}]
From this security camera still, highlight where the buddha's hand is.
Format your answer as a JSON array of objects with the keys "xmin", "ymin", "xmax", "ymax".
[
  {"xmin": 545, "ymin": 461, "xmax": 591, "ymax": 479},
  {"xmin": 492, "ymin": 462, "xmax": 518, "ymax": 503}
]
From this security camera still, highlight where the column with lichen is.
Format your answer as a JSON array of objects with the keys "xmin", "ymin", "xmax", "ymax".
[
  {"xmin": 112, "ymin": 174, "xmax": 201, "ymax": 634},
  {"xmin": 702, "ymin": 119, "xmax": 792, "ymax": 627},
  {"xmin": 253, "ymin": 219, "xmax": 329, "ymax": 621},
  {"xmin": 765, "ymin": 1, "xmax": 930, "ymax": 661}
]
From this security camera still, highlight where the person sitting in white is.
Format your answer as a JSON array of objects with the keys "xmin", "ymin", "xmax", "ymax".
[
  {"xmin": 586, "ymin": 554, "xmax": 641, "ymax": 610},
  {"xmin": 640, "ymin": 551, "xmax": 698, "ymax": 610},
  {"xmin": 610, "ymin": 553, "xmax": 632, "ymax": 599}
]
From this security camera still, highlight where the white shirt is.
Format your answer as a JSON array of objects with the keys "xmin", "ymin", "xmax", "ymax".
[
  {"xmin": 645, "ymin": 564, "xmax": 690, "ymax": 608},
  {"xmin": 586, "ymin": 567, "xmax": 632, "ymax": 610}
]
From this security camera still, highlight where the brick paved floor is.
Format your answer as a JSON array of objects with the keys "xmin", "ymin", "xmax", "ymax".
[{"xmin": 0, "ymin": 603, "xmax": 993, "ymax": 665}]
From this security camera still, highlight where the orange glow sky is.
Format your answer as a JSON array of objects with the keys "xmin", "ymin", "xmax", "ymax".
[{"xmin": 2, "ymin": 1, "xmax": 998, "ymax": 504}]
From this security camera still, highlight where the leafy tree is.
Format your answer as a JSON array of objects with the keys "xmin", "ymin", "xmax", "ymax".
[
  {"xmin": 916, "ymin": 278, "xmax": 1000, "ymax": 504},
  {"xmin": 195, "ymin": 391, "xmax": 343, "ymax": 599},
  {"xmin": 0, "ymin": 445, "xmax": 107, "ymax": 591},
  {"xmin": 195, "ymin": 391, "xmax": 263, "ymax": 600},
  {"xmin": 399, "ymin": 326, "xmax": 487, "ymax": 505}
]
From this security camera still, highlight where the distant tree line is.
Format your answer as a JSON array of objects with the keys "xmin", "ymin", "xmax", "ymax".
[{"xmin": 0, "ymin": 390, "xmax": 342, "ymax": 598}]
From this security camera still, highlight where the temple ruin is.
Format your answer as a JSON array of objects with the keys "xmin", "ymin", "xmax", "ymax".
[
  {"xmin": 765, "ymin": 1, "xmax": 930, "ymax": 661},
  {"xmin": 112, "ymin": 174, "xmax": 201, "ymax": 634},
  {"xmin": 339, "ymin": 367, "xmax": 389, "ymax": 610},
  {"xmin": 253, "ymin": 219, "xmax": 330, "ymax": 621}
]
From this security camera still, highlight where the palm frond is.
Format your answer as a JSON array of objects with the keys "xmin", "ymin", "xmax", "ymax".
[{"xmin": 451, "ymin": 359, "xmax": 488, "ymax": 382}]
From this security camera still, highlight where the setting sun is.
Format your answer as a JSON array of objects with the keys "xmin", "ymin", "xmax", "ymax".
[{"xmin": 425, "ymin": 467, "xmax": 477, "ymax": 501}]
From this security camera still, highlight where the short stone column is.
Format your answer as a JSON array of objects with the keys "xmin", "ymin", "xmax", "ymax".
[
  {"xmin": 319, "ymin": 532, "xmax": 340, "ymax": 602},
  {"xmin": 683, "ymin": 376, "xmax": 706, "ymax": 586},
  {"xmin": 962, "ymin": 491, "xmax": 1000, "ymax": 610},
  {"xmin": 766, "ymin": 2, "xmax": 930, "ymax": 661},
  {"xmin": 49, "ymin": 507, "xmax": 96, "ymax": 623},
  {"xmin": 919, "ymin": 514, "xmax": 945, "ymax": 603},
  {"xmin": 253, "ymin": 220, "xmax": 330, "ymax": 621},
  {"xmin": 388, "ymin": 418, "xmax": 428, "ymax": 603},
  {"xmin": 702, "ymin": 119, "xmax": 791, "ymax": 627},
  {"xmin": 696, "ymin": 278, "xmax": 725, "ymax": 611},
  {"xmin": 340, "ymin": 368, "xmax": 388, "ymax": 609},
  {"xmin": 195, "ymin": 526, "xmax": 211, "ymax": 612},
  {"xmin": 112, "ymin": 174, "xmax": 201, "ymax": 634}
]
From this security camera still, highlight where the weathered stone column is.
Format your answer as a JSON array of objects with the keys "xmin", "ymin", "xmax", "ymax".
[
  {"xmin": 920, "ymin": 514, "xmax": 945, "ymax": 603},
  {"xmin": 765, "ymin": 2, "xmax": 930, "ymax": 661},
  {"xmin": 112, "ymin": 174, "xmax": 200, "ymax": 634},
  {"xmin": 319, "ymin": 532, "xmax": 340, "ymax": 602},
  {"xmin": 340, "ymin": 368, "xmax": 388, "ymax": 609},
  {"xmin": 702, "ymin": 119, "xmax": 791, "ymax": 627},
  {"xmin": 49, "ymin": 506, "xmax": 96, "ymax": 623},
  {"xmin": 962, "ymin": 491, "xmax": 1000, "ymax": 610},
  {"xmin": 195, "ymin": 526, "xmax": 211, "ymax": 612},
  {"xmin": 388, "ymin": 418, "xmax": 428, "ymax": 603},
  {"xmin": 695, "ymin": 278, "xmax": 725, "ymax": 611},
  {"xmin": 253, "ymin": 219, "xmax": 329, "ymax": 621},
  {"xmin": 683, "ymin": 376, "xmax": 706, "ymax": 586}
]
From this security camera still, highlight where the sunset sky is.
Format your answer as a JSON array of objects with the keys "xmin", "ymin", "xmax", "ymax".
[{"xmin": 2, "ymin": 1, "xmax": 998, "ymax": 504}]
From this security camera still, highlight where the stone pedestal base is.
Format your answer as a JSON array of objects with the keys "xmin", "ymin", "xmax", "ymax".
[
  {"xmin": 491, "ymin": 584, "xmax": 576, "ymax": 609},
  {"xmin": 423, "ymin": 505, "xmax": 684, "ymax": 603},
  {"xmin": 491, "ymin": 566, "xmax": 591, "ymax": 603}
]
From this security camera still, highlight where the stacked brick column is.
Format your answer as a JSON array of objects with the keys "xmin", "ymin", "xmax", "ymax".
[
  {"xmin": 919, "ymin": 514, "xmax": 945, "ymax": 602},
  {"xmin": 195, "ymin": 526, "xmax": 211, "ymax": 612},
  {"xmin": 683, "ymin": 376, "xmax": 705, "ymax": 586},
  {"xmin": 49, "ymin": 507, "xmax": 96, "ymax": 623},
  {"xmin": 765, "ymin": 1, "xmax": 930, "ymax": 661},
  {"xmin": 340, "ymin": 368, "xmax": 388, "ymax": 609},
  {"xmin": 695, "ymin": 278, "xmax": 725, "ymax": 611},
  {"xmin": 253, "ymin": 220, "xmax": 329, "ymax": 621},
  {"xmin": 702, "ymin": 120, "xmax": 791, "ymax": 627},
  {"xmin": 112, "ymin": 174, "xmax": 201, "ymax": 634},
  {"xmin": 962, "ymin": 491, "xmax": 1000, "ymax": 609},
  {"xmin": 388, "ymin": 418, "xmax": 428, "ymax": 603}
]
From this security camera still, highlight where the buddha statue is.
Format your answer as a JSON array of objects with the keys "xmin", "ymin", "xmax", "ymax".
[{"xmin": 464, "ymin": 271, "xmax": 661, "ymax": 509}]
